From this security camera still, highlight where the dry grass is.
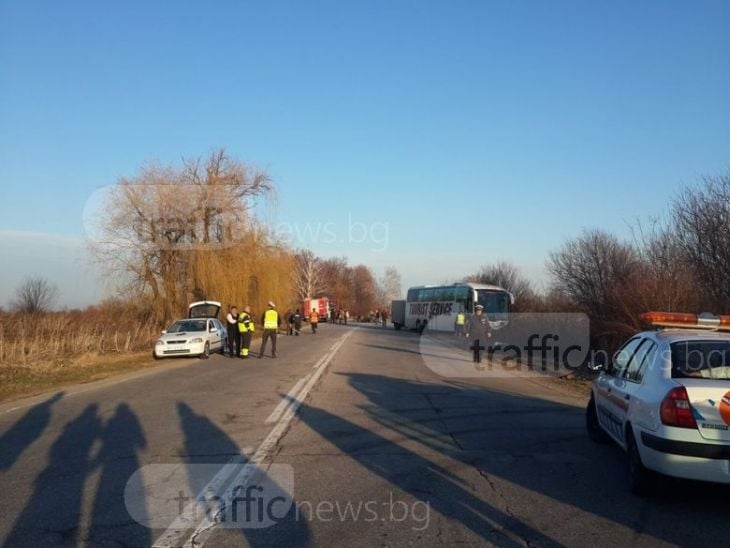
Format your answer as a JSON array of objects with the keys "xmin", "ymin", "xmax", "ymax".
[
  {"xmin": 0, "ymin": 311, "xmax": 158, "ymax": 366},
  {"xmin": 0, "ymin": 309, "xmax": 160, "ymax": 401}
]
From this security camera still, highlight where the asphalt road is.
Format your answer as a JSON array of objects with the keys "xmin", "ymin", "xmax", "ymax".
[{"xmin": 1, "ymin": 323, "xmax": 729, "ymax": 547}]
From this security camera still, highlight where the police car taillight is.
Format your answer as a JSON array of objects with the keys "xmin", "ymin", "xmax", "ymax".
[
  {"xmin": 660, "ymin": 387, "xmax": 697, "ymax": 429},
  {"xmin": 641, "ymin": 311, "xmax": 730, "ymax": 330}
]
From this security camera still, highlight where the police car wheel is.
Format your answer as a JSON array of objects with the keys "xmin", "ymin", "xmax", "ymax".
[
  {"xmin": 627, "ymin": 428, "xmax": 653, "ymax": 496},
  {"xmin": 200, "ymin": 342, "xmax": 210, "ymax": 360},
  {"xmin": 586, "ymin": 396, "xmax": 609, "ymax": 443}
]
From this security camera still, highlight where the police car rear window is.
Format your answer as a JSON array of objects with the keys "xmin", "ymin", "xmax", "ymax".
[{"xmin": 671, "ymin": 341, "xmax": 730, "ymax": 380}]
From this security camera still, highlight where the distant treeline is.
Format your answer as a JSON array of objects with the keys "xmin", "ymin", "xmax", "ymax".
[{"xmin": 466, "ymin": 173, "xmax": 730, "ymax": 353}]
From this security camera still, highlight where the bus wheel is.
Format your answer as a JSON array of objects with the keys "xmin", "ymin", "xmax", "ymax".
[{"xmin": 419, "ymin": 320, "xmax": 428, "ymax": 334}]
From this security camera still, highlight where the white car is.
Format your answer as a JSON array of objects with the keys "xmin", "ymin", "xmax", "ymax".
[
  {"xmin": 154, "ymin": 301, "xmax": 227, "ymax": 359},
  {"xmin": 587, "ymin": 311, "xmax": 730, "ymax": 494}
]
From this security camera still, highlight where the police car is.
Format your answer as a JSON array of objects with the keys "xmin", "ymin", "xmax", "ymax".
[
  {"xmin": 587, "ymin": 311, "xmax": 730, "ymax": 494},
  {"xmin": 154, "ymin": 301, "xmax": 227, "ymax": 359}
]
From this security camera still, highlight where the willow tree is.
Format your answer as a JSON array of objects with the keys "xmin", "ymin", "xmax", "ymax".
[{"xmin": 92, "ymin": 149, "xmax": 292, "ymax": 323}]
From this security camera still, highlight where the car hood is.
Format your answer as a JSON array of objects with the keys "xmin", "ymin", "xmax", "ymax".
[{"xmin": 158, "ymin": 332, "xmax": 204, "ymax": 342}]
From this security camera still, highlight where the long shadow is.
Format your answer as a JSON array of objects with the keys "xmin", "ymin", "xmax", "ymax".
[
  {"xmin": 4, "ymin": 404, "xmax": 102, "ymax": 547},
  {"xmin": 0, "ymin": 392, "xmax": 64, "ymax": 471},
  {"xmin": 88, "ymin": 403, "xmax": 150, "ymax": 547},
  {"xmin": 176, "ymin": 403, "xmax": 311, "ymax": 546},
  {"xmin": 341, "ymin": 373, "xmax": 730, "ymax": 547},
  {"xmin": 296, "ymin": 401, "xmax": 563, "ymax": 546},
  {"xmin": 357, "ymin": 342, "xmax": 470, "ymax": 362}
]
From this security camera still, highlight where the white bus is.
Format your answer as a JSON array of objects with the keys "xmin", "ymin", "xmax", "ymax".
[{"xmin": 400, "ymin": 282, "xmax": 514, "ymax": 332}]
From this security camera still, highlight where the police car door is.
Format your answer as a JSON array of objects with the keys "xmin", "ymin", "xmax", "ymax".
[{"xmin": 595, "ymin": 337, "xmax": 643, "ymax": 444}]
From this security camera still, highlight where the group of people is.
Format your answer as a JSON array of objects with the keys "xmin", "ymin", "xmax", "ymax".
[
  {"xmin": 225, "ymin": 303, "xmax": 326, "ymax": 359},
  {"xmin": 282, "ymin": 308, "xmax": 323, "ymax": 335},
  {"xmin": 370, "ymin": 309, "xmax": 389, "ymax": 327}
]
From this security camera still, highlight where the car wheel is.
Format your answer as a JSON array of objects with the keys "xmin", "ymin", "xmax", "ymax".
[
  {"xmin": 586, "ymin": 395, "xmax": 609, "ymax": 443},
  {"xmin": 200, "ymin": 342, "xmax": 210, "ymax": 360},
  {"xmin": 627, "ymin": 427, "xmax": 653, "ymax": 495},
  {"xmin": 153, "ymin": 351, "xmax": 161, "ymax": 361}
]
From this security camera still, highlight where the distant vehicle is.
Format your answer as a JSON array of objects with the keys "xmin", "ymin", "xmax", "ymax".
[
  {"xmin": 304, "ymin": 297, "xmax": 330, "ymax": 321},
  {"xmin": 154, "ymin": 301, "xmax": 226, "ymax": 360},
  {"xmin": 399, "ymin": 282, "xmax": 513, "ymax": 332},
  {"xmin": 391, "ymin": 300, "xmax": 406, "ymax": 330},
  {"xmin": 587, "ymin": 311, "xmax": 730, "ymax": 494}
]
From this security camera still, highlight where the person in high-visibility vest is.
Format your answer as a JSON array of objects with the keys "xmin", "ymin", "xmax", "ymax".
[
  {"xmin": 238, "ymin": 305, "xmax": 255, "ymax": 358},
  {"xmin": 454, "ymin": 310, "xmax": 466, "ymax": 338},
  {"xmin": 259, "ymin": 301, "xmax": 281, "ymax": 358},
  {"xmin": 309, "ymin": 308, "xmax": 319, "ymax": 334}
]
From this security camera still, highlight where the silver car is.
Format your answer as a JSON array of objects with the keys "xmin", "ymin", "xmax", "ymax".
[{"xmin": 154, "ymin": 301, "xmax": 227, "ymax": 359}]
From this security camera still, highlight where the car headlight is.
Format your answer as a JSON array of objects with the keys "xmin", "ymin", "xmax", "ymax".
[
  {"xmin": 190, "ymin": 338, "xmax": 203, "ymax": 343},
  {"xmin": 155, "ymin": 340, "xmax": 165, "ymax": 346}
]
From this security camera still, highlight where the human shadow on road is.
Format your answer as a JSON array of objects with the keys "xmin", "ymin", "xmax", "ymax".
[
  {"xmin": 295, "ymin": 400, "xmax": 563, "ymax": 547},
  {"xmin": 4, "ymin": 403, "xmax": 102, "ymax": 547},
  {"xmin": 0, "ymin": 392, "xmax": 64, "ymax": 471},
  {"xmin": 88, "ymin": 403, "xmax": 150, "ymax": 547},
  {"xmin": 341, "ymin": 372, "xmax": 730, "ymax": 547},
  {"xmin": 176, "ymin": 403, "xmax": 311, "ymax": 547}
]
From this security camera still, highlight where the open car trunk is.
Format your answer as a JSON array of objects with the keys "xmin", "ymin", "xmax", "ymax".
[{"xmin": 188, "ymin": 301, "xmax": 221, "ymax": 319}]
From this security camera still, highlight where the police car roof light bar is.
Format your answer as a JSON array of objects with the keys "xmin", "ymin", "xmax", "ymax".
[{"xmin": 641, "ymin": 311, "xmax": 730, "ymax": 331}]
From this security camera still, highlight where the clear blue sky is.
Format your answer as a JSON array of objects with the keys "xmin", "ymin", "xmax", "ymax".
[{"xmin": 1, "ymin": 0, "xmax": 729, "ymax": 307}]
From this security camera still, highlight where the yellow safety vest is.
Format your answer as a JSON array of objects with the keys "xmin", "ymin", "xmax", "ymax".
[
  {"xmin": 456, "ymin": 313, "xmax": 465, "ymax": 325},
  {"xmin": 264, "ymin": 309, "xmax": 279, "ymax": 330},
  {"xmin": 238, "ymin": 312, "xmax": 254, "ymax": 333}
]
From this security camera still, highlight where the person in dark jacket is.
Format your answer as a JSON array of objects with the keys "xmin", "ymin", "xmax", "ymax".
[
  {"xmin": 226, "ymin": 305, "xmax": 239, "ymax": 358},
  {"xmin": 465, "ymin": 304, "xmax": 492, "ymax": 368}
]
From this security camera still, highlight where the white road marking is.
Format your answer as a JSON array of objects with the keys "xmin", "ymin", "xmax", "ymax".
[
  {"xmin": 264, "ymin": 373, "xmax": 312, "ymax": 424},
  {"xmin": 151, "ymin": 454, "xmax": 247, "ymax": 547},
  {"xmin": 153, "ymin": 329, "xmax": 354, "ymax": 548}
]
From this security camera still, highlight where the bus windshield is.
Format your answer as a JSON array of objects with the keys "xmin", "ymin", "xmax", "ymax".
[{"xmin": 476, "ymin": 290, "xmax": 510, "ymax": 320}]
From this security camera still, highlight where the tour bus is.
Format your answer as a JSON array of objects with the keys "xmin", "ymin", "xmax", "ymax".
[{"xmin": 398, "ymin": 282, "xmax": 514, "ymax": 332}]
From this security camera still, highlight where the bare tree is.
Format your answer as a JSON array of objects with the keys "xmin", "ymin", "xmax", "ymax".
[
  {"xmin": 350, "ymin": 264, "xmax": 378, "ymax": 317},
  {"xmin": 13, "ymin": 277, "xmax": 58, "ymax": 314},
  {"xmin": 671, "ymin": 174, "xmax": 730, "ymax": 311},
  {"xmin": 320, "ymin": 256, "xmax": 351, "ymax": 307},
  {"xmin": 377, "ymin": 266, "xmax": 402, "ymax": 306},
  {"xmin": 548, "ymin": 229, "xmax": 639, "ymax": 327},
  {"xmin": 465, "ymin": 261, "xmax": 534, "ymax": 305},
  {"xmin": 293, "ymin": 249, "xmax": 324, "ymax": 300},
  {"xmin": 91, "ymin": 149, "xmax": 275, "ymax": 322}
]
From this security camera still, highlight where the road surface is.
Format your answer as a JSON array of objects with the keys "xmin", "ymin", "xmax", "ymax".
[{"xmin": 0, "ymin": 323, "xmax": 728, "ymax": 547}]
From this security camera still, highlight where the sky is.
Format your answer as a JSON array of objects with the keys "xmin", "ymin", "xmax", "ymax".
[{"xmin": 1, "ymin": 0, "xmax": 729, "ymax": 308}]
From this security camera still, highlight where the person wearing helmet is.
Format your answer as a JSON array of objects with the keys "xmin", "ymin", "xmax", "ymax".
[{"xmin": 465, "ymin": 304, "xmax": 492, "ymax": 368}]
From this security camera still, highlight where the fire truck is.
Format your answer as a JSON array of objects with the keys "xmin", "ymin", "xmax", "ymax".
[{"xmin": 303, "ymin": 297, "xmax": 331, "ymax": 321}]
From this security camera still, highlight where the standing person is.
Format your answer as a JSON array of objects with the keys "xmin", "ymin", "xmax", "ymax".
[
  {"xmin": 226, "ymin": 306, "xmax": 239, "ymax": 358},
  {"xmin": 344, "ymin": 309, "xmax": 349, "ymax": 325},
  {"xmin": 465, "ymin": 304, "xmax": 492, "ymax": 368},
  {"xmin": 381, "ymin": 309, "xmax": 388, "ymax": 328},
  {"xmin": 309, "ymin": 307, "xmax": 319, "ymax": 334},
  {"xmin": 286, "ymin": 309, "xmax": 294, "ymax": 335},
  {"xmin": 454, "ymin": 310, "xmax": 466, "ymax": 338},
  {"xmin": 238, "ymin": 305, "xmax": 255, "ymax": 359},
  {"xmin": 259, "ymin": 301, "xmax": 281, "ymax": 358},
  {"xmin": 292, "ymin": 309, "xmax": 302, "ymax": 336}
]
